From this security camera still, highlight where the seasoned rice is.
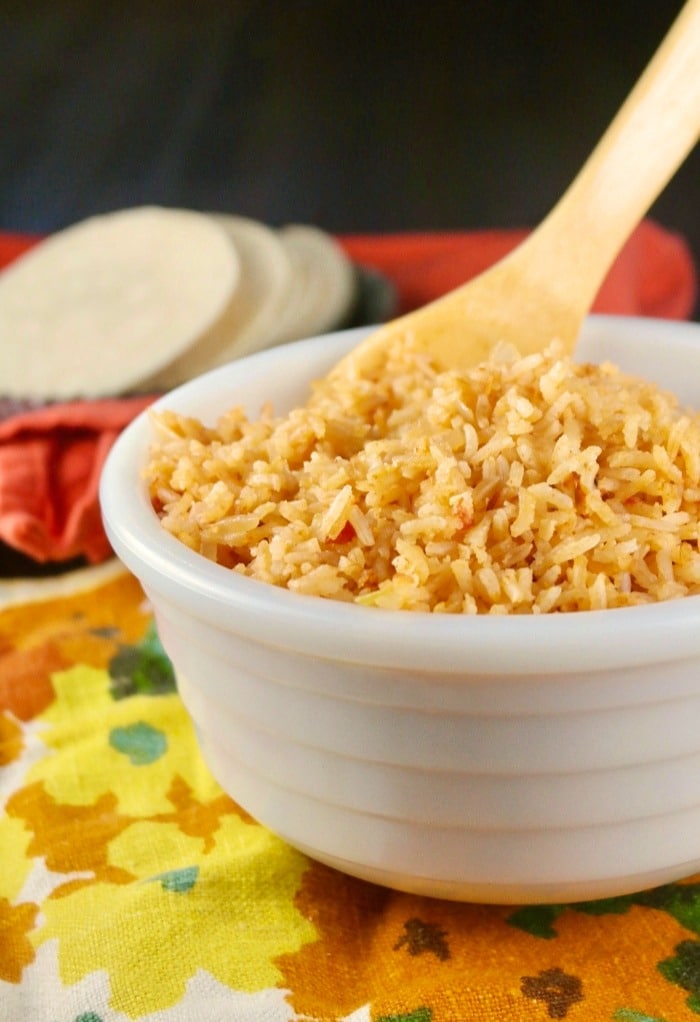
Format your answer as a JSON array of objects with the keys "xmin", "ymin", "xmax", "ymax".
[{"xmin": 144, "ymin": 339, "xmax": 700, "ymax": 613}]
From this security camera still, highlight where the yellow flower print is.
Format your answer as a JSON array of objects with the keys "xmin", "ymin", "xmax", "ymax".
[
  {"xmin": 34, "ymin": 815, "xmax": 317, "ymax": 1018},
  {"xmin": 26, "ymin": 664, "xmax": 222, "ymax": 815},
  {"xmin": 8, "ymin": 668, "xmax": 253, "ymax": 895}
]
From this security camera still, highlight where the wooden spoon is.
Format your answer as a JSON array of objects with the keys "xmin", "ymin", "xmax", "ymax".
[{"xmin": 333, "ymin": 0, "xmax": 700, "ymax": 379}]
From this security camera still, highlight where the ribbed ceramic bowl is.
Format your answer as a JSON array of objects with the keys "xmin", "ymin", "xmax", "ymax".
[{"xmin": 100, "ymin": 315, "xmax": 700, "ymax": 904}]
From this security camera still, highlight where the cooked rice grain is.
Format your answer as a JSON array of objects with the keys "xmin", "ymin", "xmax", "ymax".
[{"xmin": 145, "ymin": 340, "xmax": 700, "ymax": 613}]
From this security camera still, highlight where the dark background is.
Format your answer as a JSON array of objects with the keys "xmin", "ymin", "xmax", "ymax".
[{"xmin": 1, "ymin": 0, "xmax": 698, "ymax": 295}]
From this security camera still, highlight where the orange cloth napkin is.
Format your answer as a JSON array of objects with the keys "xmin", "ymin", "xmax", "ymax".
[
  {"xmin": 340, "ymin": 219, "xmax": 698, "ymax": 319},
  {"xmin": 0, "ymin": 218, "xmax": 696, "ymax": 567},
  {"xmin": 0, "ymin": 397, "xmax": 155, "ymax": 564}
]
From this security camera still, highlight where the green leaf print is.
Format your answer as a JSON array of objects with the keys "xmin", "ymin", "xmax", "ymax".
[
  {"xmin": 658, "ymin": 938, "xmax": 700, "ymax": 1014},
  {"xmin": 153, "ymin": 866, "xmax": 199, "ymax": 893},
  {"xmin": 614, "ymin": 1009, "xmax": 671, "ymax": 1022},
  {"xmin": 377, "ymin": 1009, "xmax": 432, "ymax": 1022},
  {"xmin": 108, "ymin": 621, "xmax": 176, "ymax": 699},
  {"xmin": 508, "ymin": 882, "xmax": 700, "ymax": 941},
  {"xmin": 109, "ymin": 721, "xmax": 168, "ymax": 765}
]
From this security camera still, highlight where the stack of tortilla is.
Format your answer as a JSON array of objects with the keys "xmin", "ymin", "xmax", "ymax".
[{"xmin": 0, "ymin": 206, "xmax": 359, "ymax": 398}]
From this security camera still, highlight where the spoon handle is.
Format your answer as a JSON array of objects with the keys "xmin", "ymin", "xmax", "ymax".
[
  {"xmin": 530, "ymin": 0, "xmax": 700, "ymax": 317},
  {"xmin": 334, "ymin": 0, "xmax": 700, "ymax": 378}
]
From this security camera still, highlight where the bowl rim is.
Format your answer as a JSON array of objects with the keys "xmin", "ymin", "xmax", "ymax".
[{"xmin": 100, "ymin": 314, "xmax": 700, "ymax": 676}]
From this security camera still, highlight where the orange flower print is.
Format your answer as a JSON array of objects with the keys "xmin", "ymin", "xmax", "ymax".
[
  {"xmin": 0, "ymin": 897, "xmax": 38, "ymax": 982},
  {"xmin": 0, "ymin": 710, "xmax": 23, "ymax": 766}
]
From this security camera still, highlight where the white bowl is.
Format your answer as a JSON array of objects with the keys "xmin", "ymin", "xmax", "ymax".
[{"xmin": 100, "ymin": 315, "xmax": 700, "ymax": 904}]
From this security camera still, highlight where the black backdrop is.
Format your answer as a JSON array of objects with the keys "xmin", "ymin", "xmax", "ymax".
[{"xmin": 1, "ymin": 0, "xmax": 698, "ymax": 309}]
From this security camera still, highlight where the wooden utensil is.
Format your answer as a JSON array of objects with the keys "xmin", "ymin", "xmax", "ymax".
[{"xmin": 334, "ymin": 0, "xmax": 700, "ymax": 379}]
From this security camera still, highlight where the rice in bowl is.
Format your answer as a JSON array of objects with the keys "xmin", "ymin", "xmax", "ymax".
[{"xmin": 144, "ymin": 339, "xmax": 700, "ymax": 614}]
